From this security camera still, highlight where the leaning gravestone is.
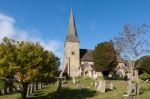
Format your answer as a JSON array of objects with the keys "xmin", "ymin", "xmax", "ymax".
[{"xmin": 56, "ymin": 78, "xmax": 62, "ymax": 92}]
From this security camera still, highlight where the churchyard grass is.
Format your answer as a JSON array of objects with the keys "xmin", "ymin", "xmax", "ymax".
[{"xmin": 0, "ymin": 77, "xmax": 150, "ymax": 99}]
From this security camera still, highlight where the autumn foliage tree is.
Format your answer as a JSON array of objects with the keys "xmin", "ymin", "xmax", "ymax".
[
  {"xmin": 93, "ymin": 41, "xmax": 117, "ymax": 75},
  {"xmin": 0, "ymin": 37, "xmax": 60, "ymax": 99}
]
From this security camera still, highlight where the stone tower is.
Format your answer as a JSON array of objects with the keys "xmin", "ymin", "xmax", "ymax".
[{"xmin": 64, "ymin": 9, "xmax": 80, "ymax": 77}]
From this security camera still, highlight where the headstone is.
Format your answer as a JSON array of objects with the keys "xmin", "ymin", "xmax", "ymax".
[
  {"xmin": 30, "ymin": 84, "xmax": 33, "ymax": 95},
  {"xmin": 33, "ymin": 83, "xmax": 36, "ymax": 92},
  {"xmin": 136, "ymin": 84, "xmax": 140, "ymax": 95},
  {"xmin": 41, "ymin": 82, "xmax": 44, "ymax": 88},
  {"xmin": 97, "ymin": 80, "xmax": 105, "ymax": 93},
  {"xmin": 26, "ymin": 85, "xmax": 30, "ymax": 97},
  {"xmin": 134, "ymin": 70, "xmax": 139, "ymax": 82},
  {"xmin": 110, "ymin": 83, "xmax": 113, "ymax": 90},
  {"xmin": 76, "ymin": 81, "xmax": 81, "ymax": 90},
  {"xmin": 13, "ymin": 88, "xmax": 16, "ymax": 91},
  {"xmin": 6, "ymin": 87, "xmax": 9, "ymax": 93},
  {"xmin": 95, "ymin": 82, "xmax": 98, "ymax": 88},
  {"xmin": 100, "ymin": 80, "xmax": 105, "ymax": 92},
  {"xmin": 145, "ymin": 79, "xmax": 149, "ymax": 83},
  {"xmin": 127, "ymin": 79, "xmax": 132, "ymax": 96},
  {"xmin": 1, "ymin": 88, "xmax": 5, "ymax": 95},
  {"xmin": 57, "ymin": 78, "xmax": 62, "ymax": 92},
  {"xmin": 38, "ymin": 82, "xmax": 41, "ymax": 89},
  {"xmin": 72, "ymin": 77, "xmax": 76, "ymax": 84}
]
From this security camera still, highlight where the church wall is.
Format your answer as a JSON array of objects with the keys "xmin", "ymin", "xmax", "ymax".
[{"xmin": 64, "ymin": 42, "xmax": 80, "ymax": 77}]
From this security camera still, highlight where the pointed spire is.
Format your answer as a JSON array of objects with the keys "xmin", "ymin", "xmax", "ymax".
[{"xmin": 66, "ymin": 9, "xmax": 79, "ymax": 42}]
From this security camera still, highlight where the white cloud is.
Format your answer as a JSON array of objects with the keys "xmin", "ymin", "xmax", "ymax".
[
  {"xmin": 0, "ymin": 13, "xmax": 29, "ymax": 41},
  {"xmin": 0, "ymin": 13, "xmax": 63, "ymax": 66},
  {"xmin": 0, "ymin": 13, "xmax": 15, "ymax": 39}
]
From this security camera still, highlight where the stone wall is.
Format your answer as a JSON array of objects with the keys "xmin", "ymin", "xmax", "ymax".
[{"xmin": 64, "ymin": 42, "xmax": 80, "ymax": 77}]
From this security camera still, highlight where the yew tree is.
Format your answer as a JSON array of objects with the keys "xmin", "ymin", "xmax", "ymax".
[{"xmin": 93, "ymin": 41, "xmax": 117, "ymax": 74}]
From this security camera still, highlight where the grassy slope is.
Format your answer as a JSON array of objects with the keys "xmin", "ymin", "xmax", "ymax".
[{"xmin": 0, "ymin": 77, "xmax": 150, "ymax": 99}]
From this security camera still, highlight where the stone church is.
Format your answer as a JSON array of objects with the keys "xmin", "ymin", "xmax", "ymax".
[{"xmin": 63, "ymin": 10, "xmax": 95, "ymax": 77}]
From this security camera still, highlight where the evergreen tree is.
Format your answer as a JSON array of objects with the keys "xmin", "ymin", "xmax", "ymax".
[{"xmin": 93, "ymin": 41, "xmax": 117, "ymax": 74}]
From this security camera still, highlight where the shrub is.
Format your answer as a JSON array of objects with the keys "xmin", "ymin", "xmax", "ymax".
[{"xmin": 139, "ymin": 72, "xmax": 150, "ymax": 80}]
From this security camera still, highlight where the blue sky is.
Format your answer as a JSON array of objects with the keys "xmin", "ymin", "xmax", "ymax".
[{"xmin": 0, "ymin": 0, "xmax": 150, "ymax": 66}]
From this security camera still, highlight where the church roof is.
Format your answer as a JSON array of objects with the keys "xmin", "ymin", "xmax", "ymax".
[
  {"xmin": 66, "ymin": 9, "xmax": 79, "ymax": 42},
  {"xmin": 80, "ymin": 49, "xmax": 94, "ymax": 62}
]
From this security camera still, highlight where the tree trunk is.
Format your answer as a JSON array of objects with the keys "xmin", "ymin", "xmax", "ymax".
[{"xmin": 21, "ymin": 84, "xmax": 28, "ymax": 99}]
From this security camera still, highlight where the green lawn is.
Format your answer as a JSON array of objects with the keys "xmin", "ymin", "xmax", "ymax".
[{"xmin": 0, "ymin": 77, "xmax": 150, "ymax": 99}]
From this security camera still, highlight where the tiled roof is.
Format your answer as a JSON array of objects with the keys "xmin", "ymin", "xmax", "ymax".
[{"xmin": 80, "ymin": 49, "xmax": 94, "ymax": 61}]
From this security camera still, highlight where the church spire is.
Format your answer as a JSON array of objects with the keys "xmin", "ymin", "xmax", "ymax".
[{"xmin": 66, "ymin": 9, "xmax": 79, "ymax": 42}]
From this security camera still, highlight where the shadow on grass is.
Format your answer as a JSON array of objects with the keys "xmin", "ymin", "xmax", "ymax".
[{"xmin": 28, "ymin": 88, "xmax": 97, "ymax": 99}]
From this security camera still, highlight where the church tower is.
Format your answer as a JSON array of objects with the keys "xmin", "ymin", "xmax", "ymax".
[{"xmin": 64, "ymin": 9, "xmax": 80, "ymax": 77}]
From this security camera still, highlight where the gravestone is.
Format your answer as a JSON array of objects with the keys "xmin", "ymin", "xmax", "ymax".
[
  {"xmin": 95, "ymin": 81, "xmax": 98, "ymax": 88},
  {"xmin": 33, "ymin": 83, "xmax": 36, "ymax": 92},
  {"xmin": 38, "ymin": 82, "xmax": 42, "ymax": 89},
  {"xmin": 110, "ymin": 83, "xmax": 113, "ymax": 90},
  {"xmin": 127, "ymin": 79, "xmax": 132, "ymax": 96},
  {"xmin": 26, "ymin": 85, "xmax": 30, "ymax": 97},
  {"xmin": 76, "ymin": 80, "xmax": 81, "ymax": 90},
  {"xmin": 136, "ymin": 83, "xmax": 140, "ymax": 95},
  {"xmin": 97, "ymin": 80, "xmax": 105, "ymax": 93},
  {"xmin": 13, "ymin": 88, "xmax": 16, "ymax": 91},
  {"xmin": 1, "ymin": 88, "xmax": 5, "ymax": 95},
  {"xmin": 57, "ymin": 78, "xmax": 62, "ymax": 92},
  {"xmin": 134, "ymin": 70, "xmax": 139, "ymax": 82},
  {"xmin": 73, "ymin": 77, "xmax": 76, "ymax": 84},
  {"xmin": 29, "ymin": 84, "xmax": 33, "ymax": 95},
  {"xmin": 100, "ymin": 80, "xmax": 105, "ymax": 92},
  {"xmin": 6, "ymin": 87, "xmax": 9, "ymax": 93}
]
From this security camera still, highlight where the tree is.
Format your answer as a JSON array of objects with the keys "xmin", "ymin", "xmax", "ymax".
[
  {"xmin": 114, "ymin": 24, "xmax": 150, "ymax": 68},
  {"xmin": 93, "ymin": 41, "xmax": 117, "ymax": 74},
  {"xmin": 0, "ymin": 37, "xmax": 60, "ymax": 99},
  {"xmin": 136, "ymin": 56, "xmax": 150, "ymax": 74},
  {"xmin": 0, "ymin": 37, "xmax": 18, "ymax": 91},
  {"xmin": 113, "ymin": 24, "xmax": 150, "ymax": 96}
]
